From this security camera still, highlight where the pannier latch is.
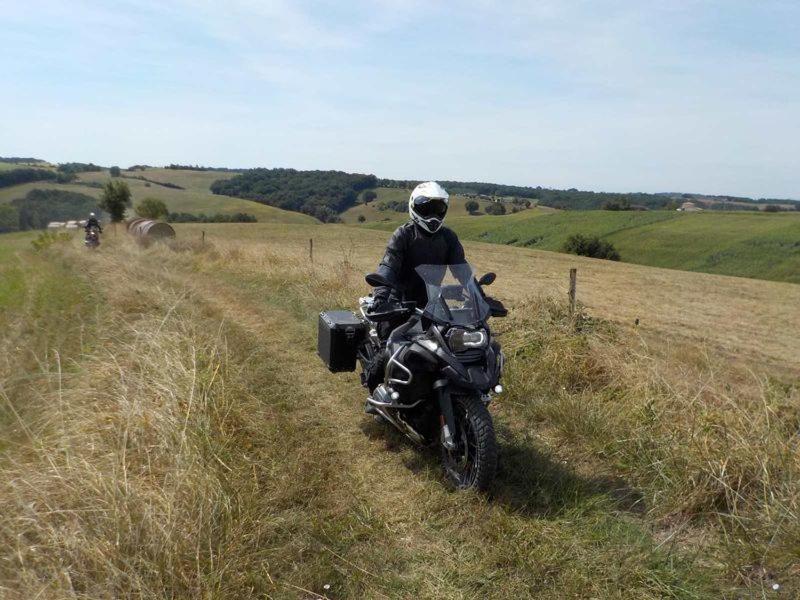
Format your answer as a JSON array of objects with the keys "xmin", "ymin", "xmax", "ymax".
[{"xmin": 345, "ymin": 326, "xmax": 356, "ymax": 340}]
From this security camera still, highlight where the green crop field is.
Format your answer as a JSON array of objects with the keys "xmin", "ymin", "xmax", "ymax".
[{"xmin": 360, "ymin": 208, "xmax": 800, "ymax": 283}]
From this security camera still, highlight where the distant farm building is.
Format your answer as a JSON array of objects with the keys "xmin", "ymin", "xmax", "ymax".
[{"xmin": 677, "ymin": 201, "xmax": 703, "ymax": 212}]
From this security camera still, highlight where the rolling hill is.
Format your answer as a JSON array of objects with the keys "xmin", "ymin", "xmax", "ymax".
[
  {"xmin": 0, "ymin": 167, "xmax": 319, "ymax": 225},
  {"xmin": 2, "ymin": 161, "xmax": 797, "ymax": 283},
  {"xmin": 360, "ymin": 207, "xmax": 800, "ymax": 284}
]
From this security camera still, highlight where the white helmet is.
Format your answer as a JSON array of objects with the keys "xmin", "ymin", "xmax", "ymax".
[
  {"xmin": 409, "ymin": 181, "xmax": 449, "ymax": 233},
  {"xmin": 90, "ymin": 212, "xmax": 96, "ymax": 218}
]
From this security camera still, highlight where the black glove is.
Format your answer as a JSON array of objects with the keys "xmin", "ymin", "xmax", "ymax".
[{"xmin": 370, "ymin": 295, "xmax": 394, "ymax": 314}]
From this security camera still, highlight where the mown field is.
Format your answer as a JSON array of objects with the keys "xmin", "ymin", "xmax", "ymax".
[
  {"xmin": 361, "ymin": 208, "xmax": 800, "ymax": 284},
  {"xmin": 1, "ymin": 224, "xmax": 798, "ymax": 598}
]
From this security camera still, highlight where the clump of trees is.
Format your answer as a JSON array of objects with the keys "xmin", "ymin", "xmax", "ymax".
[
  {"xmin": 0, "ymin": 157, "xmax": 46, "ymax": 164},
  {"xmin": 109, "ymin": 166, "xmax": 122, "ymax": 177},
  {"xmin": 377, "ymin": 200, "xmax": 406, "ymax": 212},
  {"xmin": 9, "ymin": 189, "xmax": 100, "ymax": 230},
  {"xmin": 563, "ymin": 234, "xmax": 620, "ymax": 261},
  {"xmin": 135, "ymin": 198, "xmax": 169, "ymax": 219},
  {"xmin": 465, "ymin": 200, "xmax": 479, "ymax": 214},
  {"xmin": 99, "ymin": 180, "xmax": 132, "ymax": 222},
  {"xmin": 602, "ymin": 198, "xmax": 632, "ymax": 211},
  {"xmin": 485, "ymin": 202, "xmax": 506, "ymax": 216},
  {"xmin": 166, "ymin": 212, "xmax": 257, "ymax": 223},
  {"xmin": 210, "ymin": 168, "xmax": 377, "ymax": 222},
  {"xmin": 57, "ymin": 162, "xmax": 102, "ymax": 175},
  {"xmin": 0, "ymin": 168, "xmax": 63, "ymax": 188},
  {"xmin": 362, "ymin": 190, "xmax": 377, "ymax": 203},
  {"xmin": 0, "ymin": 204, "xmax": 19, "ymax": 233}
]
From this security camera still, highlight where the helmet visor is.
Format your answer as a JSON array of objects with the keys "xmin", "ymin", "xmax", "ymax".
[{"xmin": 413, "ymin": 197, "xmax": 448, "ymax": 219}]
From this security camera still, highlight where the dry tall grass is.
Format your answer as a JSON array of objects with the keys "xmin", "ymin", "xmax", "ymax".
[
  {"xmin": 1, "ymin": 231, "xmax": 798, "ymax": 597},
  {"xmin": 497, "ymin": 299, "xmax": 800, "ymax": 588}
]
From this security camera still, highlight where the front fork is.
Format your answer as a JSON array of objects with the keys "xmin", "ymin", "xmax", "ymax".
[{"xmin": 435, "ymin": 379, "xmax": 457, "ymax": 451}]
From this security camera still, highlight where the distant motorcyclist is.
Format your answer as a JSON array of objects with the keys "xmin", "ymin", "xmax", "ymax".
[
  {"xmin": 85, "ymin": 212, "xmax": 102, "ymax": 233},
  {"xmin": 371, "ymin": 181, "xmax": 466, "ymax": 317}
]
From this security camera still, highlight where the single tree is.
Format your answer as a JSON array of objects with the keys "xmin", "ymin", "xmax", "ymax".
[
  {"xmin": 109, "ymin": 166, "xmax": 121, "ymax": 177},
  {"xmin": 465, "ymin": 199, "xmax": 480, "ymax": 214},
  {"xmin": 563, "ymin": 234, "xmax": 620, "ymax": 261},
  {"xmin": 357, "ymin": 214, "xmax": 366, "ymax": 223},
  {"xmin": 135, "ymin": 197, "xmax": 169, "ymax": 219},
  {"xmin": 99, "ymin": 180, "xmax": 132, "ymax": 222}
]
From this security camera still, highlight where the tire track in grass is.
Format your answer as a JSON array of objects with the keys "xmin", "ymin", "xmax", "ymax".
[{"xmin": 137, "ymin": 250, "xmax": 715, "ymax": 599}]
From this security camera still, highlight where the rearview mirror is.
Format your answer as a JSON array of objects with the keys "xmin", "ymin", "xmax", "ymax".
[{"xmin": 477, "ymin": 272, "xmax": 496, "ymax": 287}]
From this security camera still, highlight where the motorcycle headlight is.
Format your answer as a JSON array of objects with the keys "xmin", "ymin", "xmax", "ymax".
[{"xmin": 448, "ymin": 328, "xmax": 488, "ymax": 352}]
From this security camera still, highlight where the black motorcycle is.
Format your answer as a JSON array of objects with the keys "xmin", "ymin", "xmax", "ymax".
[
  {"xmin": 318, "ymin": 264, "xmax": 507, "ymax": 490},
  {"xmin": 84, "ymin": 226, "xmax": 100, "ymax": 249}
]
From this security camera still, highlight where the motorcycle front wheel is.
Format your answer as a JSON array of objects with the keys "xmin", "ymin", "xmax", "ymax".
[{"xmin": 441, "ymin": 394, "xmax": 498, "ymax": 491}]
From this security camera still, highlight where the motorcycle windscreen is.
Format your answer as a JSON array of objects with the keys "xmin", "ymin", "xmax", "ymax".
[{"xmin": 415, "ymin": 263, "xmax": 490, "ymax": 326}]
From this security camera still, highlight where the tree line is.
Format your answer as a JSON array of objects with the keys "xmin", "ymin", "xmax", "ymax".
[
  {"xmin": 210, "ymin": 168, "xmax": 377, "ymax": 222},
  {"xmin": 0, "ymin": 189, "xmax": 101, "ymax": 232},
  {"xmin": 0, "ymin": 168, "xmax": 70, "ymax": 188},
  {"xmin": 167, "ymin": 212, "xmax": 257, "ymax": 223},
  {"xmin": 0, "ymin": 157, "xmax": 47, "ymax": 164},
  {"xmin": 57, "ymin": 162, "xmax": 103, "ymax": 175}
]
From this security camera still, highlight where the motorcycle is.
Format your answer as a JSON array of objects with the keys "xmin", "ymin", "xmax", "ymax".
[
  {"xmin": 84, "ymin": 226, "xmax": 101, "ymax": 249},
  {"xmin": 331, "ymin": 263, "xmax": 507, "ymax": 491}
]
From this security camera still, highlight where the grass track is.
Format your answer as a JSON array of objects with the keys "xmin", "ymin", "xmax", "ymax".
[
  {"xmin": 1, "ymin": 227, "xmax": 798, "ymax": 597},
  {"xmin": 0, "ymin": 234, "xmax": 713, "ymax": 597}
]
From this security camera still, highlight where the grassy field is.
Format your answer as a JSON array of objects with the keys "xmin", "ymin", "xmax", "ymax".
[
  {"xmin": 0, "ymin": 168, "xmax": 318, "ymax": 225},
  {"xmin": 1, "ymin": 224, "xmax": 797, "ymax": 598},
  {"xmin": 361, "ymin": 208, "xmax": 800, "ymax": 284}
]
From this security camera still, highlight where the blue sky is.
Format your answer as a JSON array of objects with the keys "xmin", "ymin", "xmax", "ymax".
[{"xmin": 2, "ymin": 1, "xmax": 798, "ymax": 198}]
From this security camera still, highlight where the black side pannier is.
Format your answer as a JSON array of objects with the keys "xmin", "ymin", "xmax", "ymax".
[{"xmin": 318, "ymin": 310, "xmax": 367, "ymax": 372}]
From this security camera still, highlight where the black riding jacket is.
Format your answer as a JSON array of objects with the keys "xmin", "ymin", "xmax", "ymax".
[
  {"xmin": 373, "ymin": 221, "xmax": 466, "ymax": 308},
  {"xmin": 85, "ymin": 217, "xmax": 102, "ymax": 232}
]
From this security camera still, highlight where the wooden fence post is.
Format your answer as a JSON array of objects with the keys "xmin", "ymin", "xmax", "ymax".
[
  {"xmin": 309, "ymin": 238, "xmax": 314, "ymax": 263},
  {"xmin": 568, "ymin": 268, "xmax": 577, "ymax": 316},
  {"xmin": 201, "ymin": 230, "xmax": 205, "ymax": 244}
]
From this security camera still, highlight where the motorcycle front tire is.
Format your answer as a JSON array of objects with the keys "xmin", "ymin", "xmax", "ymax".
[{"xmin": 441, "ymin": 393, "xmax": 498, "ymax": 491}]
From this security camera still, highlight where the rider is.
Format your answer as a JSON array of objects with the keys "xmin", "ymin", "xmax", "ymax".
[
  {"xmin": 370, "ymin": 181, "xmax": 465, "ymax": 318},
  {"xmin": 84, "ymin": 212, "xmax": 102, "ymax": 233}
]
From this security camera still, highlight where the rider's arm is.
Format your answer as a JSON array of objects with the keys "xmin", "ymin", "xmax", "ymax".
[
  {"xmin": 446, "ymin": 229, "xmax": 466, "ymax": 265},
  {"xmin": 374, "ymin": 227, "xmax": 407, "ymax": 302}
]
